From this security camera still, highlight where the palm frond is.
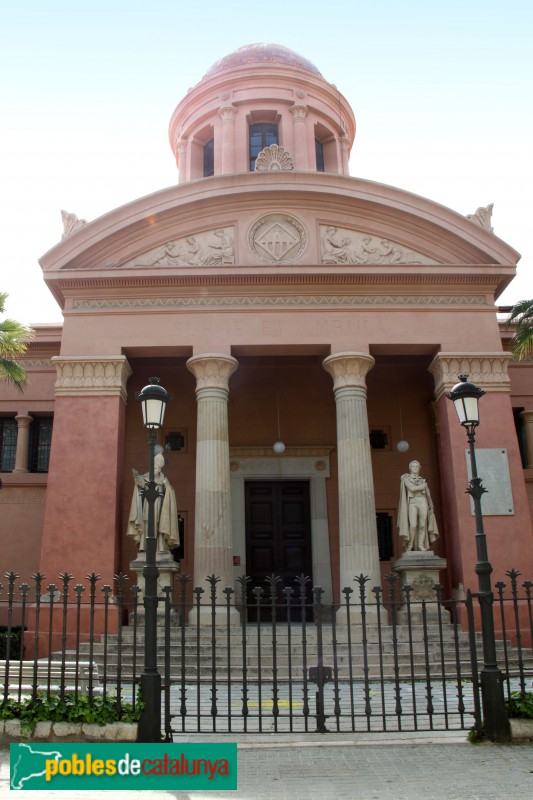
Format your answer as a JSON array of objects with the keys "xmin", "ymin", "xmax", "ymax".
[
  {"xmin": 505, "ymin": 299, "xmax": 533, "ymax": 361},
  {"xmin": 0, "ymin": 358, "xmax": 27, "ymax": 390},
  {"xmin": 0, "ymin": 293, "xmax": 33, "ymax": 390}
]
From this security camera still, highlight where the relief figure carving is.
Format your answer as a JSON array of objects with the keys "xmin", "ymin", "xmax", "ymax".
[
  {"xmin": 320, "ymin": 225, "xmax": 431, "ymax": 265},
  {"xmin": 118, "ymin": 228, "xmax": 235, "ymax": 269}
]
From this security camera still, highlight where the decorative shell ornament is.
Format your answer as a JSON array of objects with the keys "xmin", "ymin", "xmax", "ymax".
[{"xmin": 255, "ymin": 144, "xmax": 294, "ymax": 172}]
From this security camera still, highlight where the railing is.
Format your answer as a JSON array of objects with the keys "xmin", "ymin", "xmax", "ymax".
[{"xmin": 0, "ymin": 569, "xmax": 532, "ymax": 738}]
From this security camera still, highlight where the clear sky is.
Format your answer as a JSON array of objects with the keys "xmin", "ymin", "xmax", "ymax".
[{"xmin": 1, "ymin": 0, "xmax": 532, "ymax": 324}]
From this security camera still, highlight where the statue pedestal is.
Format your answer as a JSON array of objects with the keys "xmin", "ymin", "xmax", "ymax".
[
  {"xmin": 130, "ymin": 553, "xmax": 179, "ymax": 614},
  {"xmin": 392, "ymin": 551, "xmax": 447, "ymax": 623}
]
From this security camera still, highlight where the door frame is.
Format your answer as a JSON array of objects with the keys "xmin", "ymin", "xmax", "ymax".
[{"xmin": 229, "ymin": 447, "xmax": 333, "ymax": 604}]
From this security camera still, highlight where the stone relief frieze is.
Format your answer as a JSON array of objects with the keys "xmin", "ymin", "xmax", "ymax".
[
  {"xmin": 319, "ymin": 225, "xmax": 435, "ymax": 265},
  {"xmin": 73, "ymin": 295, "xmax": 487, "ymax": 311},
  {"xmin": 115, "ymin": 228, "xmax": 235, "ymax": 269},
  {"xmin": 248, "ymin": 213, "xmax": 306, "ymax": 263}
]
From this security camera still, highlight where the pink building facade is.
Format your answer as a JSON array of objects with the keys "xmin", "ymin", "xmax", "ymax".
[{"xmin": 2, "ymin": 45, "xmax": 533, "ymax": 633}]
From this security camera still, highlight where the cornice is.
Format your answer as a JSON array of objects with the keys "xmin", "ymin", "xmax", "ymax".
[{"xmin": 53, "ymin": 268, "xmax": 510, "ymax": 291}]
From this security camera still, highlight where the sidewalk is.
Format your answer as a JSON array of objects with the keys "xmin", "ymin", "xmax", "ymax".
[{"xmin": 2, "ymin": 732, "xmax": 532, "ymax": 799}]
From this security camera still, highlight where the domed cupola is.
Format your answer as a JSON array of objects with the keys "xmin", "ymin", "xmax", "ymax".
[{"xmin": 168, "ymin": 43, "xmax": 356, "ymax": 182}]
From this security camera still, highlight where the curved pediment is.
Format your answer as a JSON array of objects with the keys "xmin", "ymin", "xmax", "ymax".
[{"xmin": 40, "ymin": 173, "xmax": 519, "ymax": 293}]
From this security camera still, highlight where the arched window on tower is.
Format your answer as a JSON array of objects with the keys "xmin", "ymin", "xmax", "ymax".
[
  {"xmin": 249, "ymin": 122, "xmax": 278, "ymax": 171},
  {"xmin": 190, "ymin": 124, "xmax": 214, "ymax": 180},
  {"xmin": 315, "ymin": 139, "xmax": 325, "ymax": 172},
  {"xmin": 314, "ymin": 123, "xmax": 338, "ymax": 173},
  {"xmin": 203, "ymin": 138, "xmax": 214, "ymax": 177}
]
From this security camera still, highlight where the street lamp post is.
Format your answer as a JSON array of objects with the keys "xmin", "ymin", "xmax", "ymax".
[
  {"xmin": 136, "ymin": 377, "xmax": 170, "ymax": 743},
  {"xmin": 448, "ymin": 374, "xmax": 510, "ymax": 742}
]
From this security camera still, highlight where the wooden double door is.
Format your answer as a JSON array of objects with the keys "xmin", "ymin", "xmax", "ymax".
[{"xmin": 245, "ymin": 480, "xmax": 313, "ymax": 620}]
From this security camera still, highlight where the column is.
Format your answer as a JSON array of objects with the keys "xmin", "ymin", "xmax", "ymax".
[
  {"xmin": 339, "ymin": 135, "xmax": 350, "ymax": 175},
  {"xmin": 520, "ymin": 410, "xmax": 533, "ymax": 468},
  {"xmin": 176, "ymin": 139, "xmax": 188, "ymax": 183},
  {"xmin": 289, "ymin": 104, "xmax": 309, "ymax": 170},
  {"xmin": 322, "ymin": 352, "xmax": 381, "ymax": 596},
  {"xmin": 187, "ymin": 353, "xmax": 238, "ymax": 613},
  {"xmin": 218, "ymin": 105, "xmax": 237, "ymax": 175},
  {"xmin": 13, "ymin": 414, "xmax": 33, "ymax": 473}
]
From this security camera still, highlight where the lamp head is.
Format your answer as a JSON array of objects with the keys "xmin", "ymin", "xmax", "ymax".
[
  {"xmin": 137, "ymin": 377, "xmax": 170, "ymax": 429},
  {"xmin": 447, "ymin": 374, "xmax": 484, "ymax": 427}
]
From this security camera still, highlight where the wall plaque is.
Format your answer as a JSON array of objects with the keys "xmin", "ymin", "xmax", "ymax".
[{"xmin": 465, "ymin": 448, "xmax": 514, "ymax": 516}]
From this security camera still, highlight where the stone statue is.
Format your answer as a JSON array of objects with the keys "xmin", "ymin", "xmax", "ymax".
[
  {"xmin": 397, "ymin": 460, "xmax": 439, "ymax": 552},
  {"xmin": 127, "ymin": 453, "xmax": 180, "ymax": 554}
]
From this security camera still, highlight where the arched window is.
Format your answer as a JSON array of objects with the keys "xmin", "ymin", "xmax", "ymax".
[
  {"xmin": 249, "ymin": 123, "xmax": 278, "ymax": 171},
  {"xmin": 203, "ymin": 138, "xmax": 214, "ymax": 177},
  {"xmin": 315, "ymin": 139, "xmax": 325, "ymax": 172}
]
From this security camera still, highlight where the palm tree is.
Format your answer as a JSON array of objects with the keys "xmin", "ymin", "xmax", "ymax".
[
  {"xmin": 0, "ymin": 292, "xmax": 33, "ymax": 390},
  {"xmin": 507, "ymin": 299, "xmax": 533, "ymax": 361}
]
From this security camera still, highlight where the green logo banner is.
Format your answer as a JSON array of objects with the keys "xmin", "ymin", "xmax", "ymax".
[{"xmin": 10, "ymin": 743, "xmax": 237, "ymax": 791}]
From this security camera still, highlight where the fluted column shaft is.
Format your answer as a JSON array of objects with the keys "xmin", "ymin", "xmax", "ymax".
[
  {"xmin": 187, "ymin": 354, "xmax": 238, "ymax": 595},
  {"xmin": 520, "ymin": 410, "xmax": 533, "ymax": 468},
  {"xmin": 339, "ymin": 136, "xmax": 350, "ymax": 175},
  {"xmin": 13, "ymin": 414, "xmax": 33, "ymax": 473},
  {"xmin": 218, "ymin": 106, "xmax": 237, "ymax": 174},
  {"xmin": 323, "ymin": 352, "xmax": 381, "ymax": 594},
  {"xmin": 289, "ymin": 104, "xmax": 309, "ymax": 169},
  {"xmin": 176, "ymin": 139, "xmax": 188, "ymax": 183}
]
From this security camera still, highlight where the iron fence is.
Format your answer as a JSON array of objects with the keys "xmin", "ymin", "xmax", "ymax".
[{"xmin": 0, "ymin": 569, "xmax": 532, "ymax": 738}]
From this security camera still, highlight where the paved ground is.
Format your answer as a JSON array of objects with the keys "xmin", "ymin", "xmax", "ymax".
[{"xmin": 2, "ymin": 732, "xmax": 532, "ymax": 800}]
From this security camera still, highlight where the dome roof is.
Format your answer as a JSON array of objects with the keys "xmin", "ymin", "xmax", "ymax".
[{"xmin": 204, "ymin": 43, "xmax": 321, "ymax": 78}]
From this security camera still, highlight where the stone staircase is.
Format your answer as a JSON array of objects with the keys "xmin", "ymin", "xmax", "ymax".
[{"xmin": 77, "ymin": 618, "xmax": 533, "ymax": 684}]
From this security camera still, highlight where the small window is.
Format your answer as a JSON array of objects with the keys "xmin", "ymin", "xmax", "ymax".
[
  {"xmin": 513, "ymin": 408, "xmax": 528, "ymax": 468},
  {"xmin": 0, "ymin": 418, "xmax": 17, "ymax": 472},
  {"xmin": 315, "ymin": 139, "xmax": 325, "ymax": 172},
  {"xmin": 249, "ymin": 123, "xmax": 278, "ymax": 171},
  {"xmin": 29, "ymin": 416, "xmax": 53, "ymax": 473},
  {"xmin": 203, "ymin": 138, "xmax": 214, "ymax": 177},
  {"xmin": 165, "ymin": 431, "xmax": 186, "ymax": 453},
  {"xmin": 370, "ymin": 429, "xmax": 389, "ymax": 450},
  {"xmin": 376, "ymin": 512, "xmax": 394, "ymax": 561}
]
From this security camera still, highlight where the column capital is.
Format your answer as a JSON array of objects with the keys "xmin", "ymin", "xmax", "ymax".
[
  {"xmin": 520, "ymin": 409, "xmax": 533, "ymax": 423},
  {"xmin": 52, "ymin": 356, "xmax": 132, "ymax": 402},
  {"xmin": 289, "ymin": 103, "xmax": 309, "ymax": 121},
  {"xmin": 14, "ymin": 414, "xmax": 33, "ymax": 428},
  {"xmin": 218, "ymin": 105, "xmax": 237, "ymax": 122},
  {"xmin": 322, "ymin": 352, "xmax": 375, "ymax": 392},
  {"xmin": 176, "ymin": 138, "xmax": 188, "ymax": 155},
  {"xmin": 186, "ymin": 353, "xmax": 238, "ymax": 393},
  {"xmin": 428, "ymin": 352, "xmax": 511, "ymax": 400}
]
